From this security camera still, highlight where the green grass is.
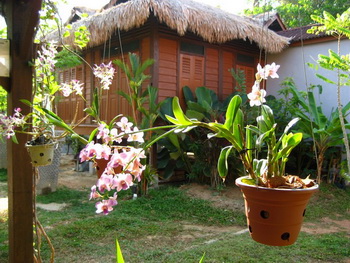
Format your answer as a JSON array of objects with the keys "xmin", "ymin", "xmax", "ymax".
[{"xmin": 0, "ymin": 183, "xmax": 349, "ymax": 262}]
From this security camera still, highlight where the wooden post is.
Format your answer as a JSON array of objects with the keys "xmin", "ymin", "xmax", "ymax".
[{"xmin": 5, "ymin": 0, "xmax": 42, "ymax": 262}]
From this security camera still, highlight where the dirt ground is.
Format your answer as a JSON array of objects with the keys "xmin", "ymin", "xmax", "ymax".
[{"xmin": 58, "ymin": 154, "xmax": 350, "ymax": 236}]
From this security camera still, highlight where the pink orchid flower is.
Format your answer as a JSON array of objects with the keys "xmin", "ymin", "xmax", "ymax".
[
  {"xmin": 95, "ymin": 197, "xmax": 117, "ymax": 215},
  {"xmin": 114, "ymin": 173, "xmax": 134, "ymax": 192},
  {"xmin": 60, "ymin": 82, "xmax": 73, "ymax": 97},
  {"xmin": 89, "ymin": 185, "xmax": 101, "ymax": 200},
  {"xmin": 127, "ymin": 127, "xmax": 144, "ymax": 143},
  {"xmin": 110, "ymin": 128, "xmax": 123, "ymax": 144},
  {"xmin": 116, "ymin": 117, "xmax": 133, "ymax": 132},
  {"xmin": 96, "ymin": 173, "xmax": 114, "ymax": 193},
  {"xmin": 96, "ymin": 123, "xmax": 111, "ymax": 144},
  {"xmin": 71, "ymin": 79, "xmax": 84, "ymax": 95},
  {"xmin": 93, "ymin": 62, "xmax": 115, "ymax": 90}
]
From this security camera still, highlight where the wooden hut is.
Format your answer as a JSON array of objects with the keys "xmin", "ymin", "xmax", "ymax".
[{"xmin": 47, "ymin": 0, "xmax": 289, "ymax": 133}]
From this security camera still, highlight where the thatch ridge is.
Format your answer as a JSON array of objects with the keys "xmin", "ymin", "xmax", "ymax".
[{"xmin": 47, "ymin": 0, "xmax": 289, "ymax": 53}]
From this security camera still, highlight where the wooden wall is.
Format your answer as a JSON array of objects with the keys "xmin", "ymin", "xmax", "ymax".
[
  {"xmin": 158, "ymin": 38, "xmax": 178, "ymax": 101},
  {"xmin": 56, "ymin": 19, "xmax": 262, "ymax": 132}
]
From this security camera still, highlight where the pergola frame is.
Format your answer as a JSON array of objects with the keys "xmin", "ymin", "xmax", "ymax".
[{"xmin": 1, "ymin": 0, "xmax": 42, "ymax": 262}]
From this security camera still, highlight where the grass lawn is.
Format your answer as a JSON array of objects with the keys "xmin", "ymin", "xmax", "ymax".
[{"xmin": 0, "ymin": 173, "xmax": 349, "ymax": 262}]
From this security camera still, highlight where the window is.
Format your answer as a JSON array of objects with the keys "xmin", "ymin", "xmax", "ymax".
[
  {"xmin": 105, "ymin": 40, "xmax": 140, "ymax": 57},
  {"xmin": 237, "ymin": 53, "xmax": 254, "ymax": 65},
  {"xmin": 180, "ymin": 42, "xmax": 204, "ymax": 55}
]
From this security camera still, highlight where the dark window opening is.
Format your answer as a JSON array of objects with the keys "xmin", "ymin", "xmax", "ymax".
[
  {"xmin": 180, "ymin": 42, "xmax": 204, "ymax": 55},
  {"xmin": 104, "ymin": 40, "xmax": 140, "ymax": 57},
  {"xmin": 237, "ymin": 53, "xmax": 254, "ymax": 64}
]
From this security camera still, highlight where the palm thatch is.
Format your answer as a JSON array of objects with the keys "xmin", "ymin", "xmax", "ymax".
[{"xmin": 48, "ymin": 0, "xmax": 289, "ymax": 53}]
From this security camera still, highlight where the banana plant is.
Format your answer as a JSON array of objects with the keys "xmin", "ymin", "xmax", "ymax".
[
  {"xmin": 289, "ymin": 84, "xmax": 350, "ymax": 184},
  {"xmin": 308, "ymin": 9, "xmax": 350, "ymax": 180}
]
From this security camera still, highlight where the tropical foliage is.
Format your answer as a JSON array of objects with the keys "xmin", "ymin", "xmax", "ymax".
[{"xmin": 245, "ymin": 0, "xmax": 350, "ymax": 28}]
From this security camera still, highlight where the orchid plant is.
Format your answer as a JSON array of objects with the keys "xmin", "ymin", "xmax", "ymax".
[
  {"xmin": 1, "ymin": 42, "xmax": 147, "ymax": 214},
  {"xmin": 150, "ymin": 63, "xmax": 313, "ymax": 188},
  {"xmin": 1, "ymin": 44, "xmax": 64, "ymax": 144},
  {"xmin": 79, "ymin": 116, "xmax": 146, "ymax": 215}
]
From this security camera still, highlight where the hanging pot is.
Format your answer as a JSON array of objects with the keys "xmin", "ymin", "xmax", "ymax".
[
  {"xmin": 25, "ymin": 142, "xmax": 56, "ymax": 167},
  {"xmin": 235, "ymin": 176, "xmax": 318, "ymax": 246}
]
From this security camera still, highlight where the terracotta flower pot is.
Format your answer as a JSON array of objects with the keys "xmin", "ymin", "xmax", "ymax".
[
  {"xmin": 95, "ymin": 157, "xmax": 122, "ymax": 178},
  {"xmin": 235, "ymin": 176, "xmax": 318, "ymax": 246},
  {"xmin": 25, "ymin": 142, "xmax": 55, "ymax": 167}
]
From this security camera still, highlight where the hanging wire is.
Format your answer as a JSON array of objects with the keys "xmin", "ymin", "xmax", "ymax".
[
  {"xmin": 296, "ymin": 1, "xmax": 320, "ymax": 178},
  {"xmin": 117, "ymin": 27, "xmax": 138, "ymax": 123}
]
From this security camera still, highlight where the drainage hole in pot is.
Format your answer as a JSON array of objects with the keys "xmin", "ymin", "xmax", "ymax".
[
  {"xmin": 249, "ymin": 225, "xmax": 252, "ymax": 233},
  {"xmin": 303, "ymin": 209, "xmax": 306, "ymax": 217},
  {"xmin": 260, "ymin": 210, "xmax": 269, "ymax": 219},
  {"xmin": 40, "ymin": 153, "xmax": 44, "ymax": 157},
  {"xmin": 281, "ymin": 232, "xmax": 290, "ymax": 241}
]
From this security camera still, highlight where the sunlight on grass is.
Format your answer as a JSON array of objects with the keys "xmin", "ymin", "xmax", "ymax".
[{"xmin": 0, "ymin": 184, "xmax": 349, "ymax": 262}]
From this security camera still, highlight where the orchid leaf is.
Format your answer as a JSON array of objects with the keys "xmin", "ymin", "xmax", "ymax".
[
  {"xmin": 224, "ymin": 95, "xmax": 242, "ymax": 131},
  {"xmin": 88, "ymin": 128, "xmax": 98, "ymax": 142},
  {"xmin": 232, "ymin": 109, "xmax": 243, "ymax": 149},
  {"xmin": 172, "ymin": 97, "xmax": 193, "ymax": 125},
  {"xmin": 165, "ymin": 115, "xmax": 181, "ymax": 125},
  {"xmin": 245, "ymin": 125, "xmax": 253, "ymax": 163},
  {"xmin": 283, "ymin": 117, "xmax": 300, "ymax": 134},
  {"xmin": 217, "ymin": 146, "xmax": 233, "ymax": 179},
  {"xmin": 261, "ymin": 105, "xmax": 275, "ymax": 130}
]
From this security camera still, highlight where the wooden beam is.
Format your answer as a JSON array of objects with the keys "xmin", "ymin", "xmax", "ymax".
[
  {"xmin": 0, "ymin": 77, "xmax": 9, "ymax": 92},
  {"xmin": 5, "ymin": 0, "xmax": 42, "ymax": 262}
]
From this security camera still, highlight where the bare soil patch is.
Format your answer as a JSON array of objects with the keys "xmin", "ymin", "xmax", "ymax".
[{"xmin": 58, "ymin": 154, "xmax": 97, "ymax": 189}]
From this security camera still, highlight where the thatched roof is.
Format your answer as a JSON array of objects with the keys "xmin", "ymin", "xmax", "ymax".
[{"xmin": 48, "ymin": 0, "xmax": 289, "ymax": 53}]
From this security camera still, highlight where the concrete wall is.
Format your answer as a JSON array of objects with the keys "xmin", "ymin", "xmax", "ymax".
[{"xmin": 266, "ymin": 38, "xmax": 350, "ymax": 119}]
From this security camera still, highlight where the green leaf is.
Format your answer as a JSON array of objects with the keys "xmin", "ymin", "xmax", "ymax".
[
  {"xmin": 261, "ymin": 105, "xmax": 275, "ymax": 130},
  {"xmin": 187, "ymin": 101, "xmax": 207, "ymax": 114},
  {"xmin": 232, "ymin": 109, "xmax": 243, "ymax": 149},
  {"xmin": 172, "ymin": 97, "xmax": 193, "ymax": 125},
  {"xmin": 186, "ymin": 109, "xmax": 205, "ymax": 121},
  {"xmin": 217, "ymin": 146, "xmax": 233, "ymax": 179},
  {"xmin": 224, "ymin": 95, "xmax": 242, "ymax": 131},
  {"xmin": 199, "ymin": 252, "xmax": 206, "ymax": 263},
  {"xmin": 308, "ymin": 91, "xmax": 321, "ymax": 126},
  {"xmin": 117, "ymin": 90, "xmax": 132, "ymax": 105},
  {"xmin": 165, "ymin": 115, "xmax": 181, "ymax": 125},
  {"xmin": 88, "ymin": 128, "xmax": 98, "ymax": 142},
  {"xmin": 245, "ymin": 125, "xmax": 253, "ymax": 163},
  {"xmin": 182, "ymin": 86, "xmax": 195, "ymax": 104},
  {"xmin": 116, "ymin": 239, "xmax": 125, "ymax": 263},
  {"xmin": 316, "ymin": 73, "xmax": 336, "ymax": 84}
]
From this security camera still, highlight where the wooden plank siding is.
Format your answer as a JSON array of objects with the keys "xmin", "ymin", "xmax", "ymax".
[
  {"xmin": 158, "ymin": 38, "xmax": 178, "ymax": 101},
  {"xmin": 205, "ymin": 48, "xmax": 219, "ymax": 94},
  {"xmin": 55, "ymin": 19, "xmax": 263, "ymax": 134},
  {"xmin": 222, "ymin": 51, "xmax": 234, "ymax": 98}
]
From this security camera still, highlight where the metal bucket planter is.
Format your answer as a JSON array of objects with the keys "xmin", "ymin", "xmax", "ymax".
[{"xmin": 235, "ymin": 176, "xmax": 319, "ymax": 246}]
